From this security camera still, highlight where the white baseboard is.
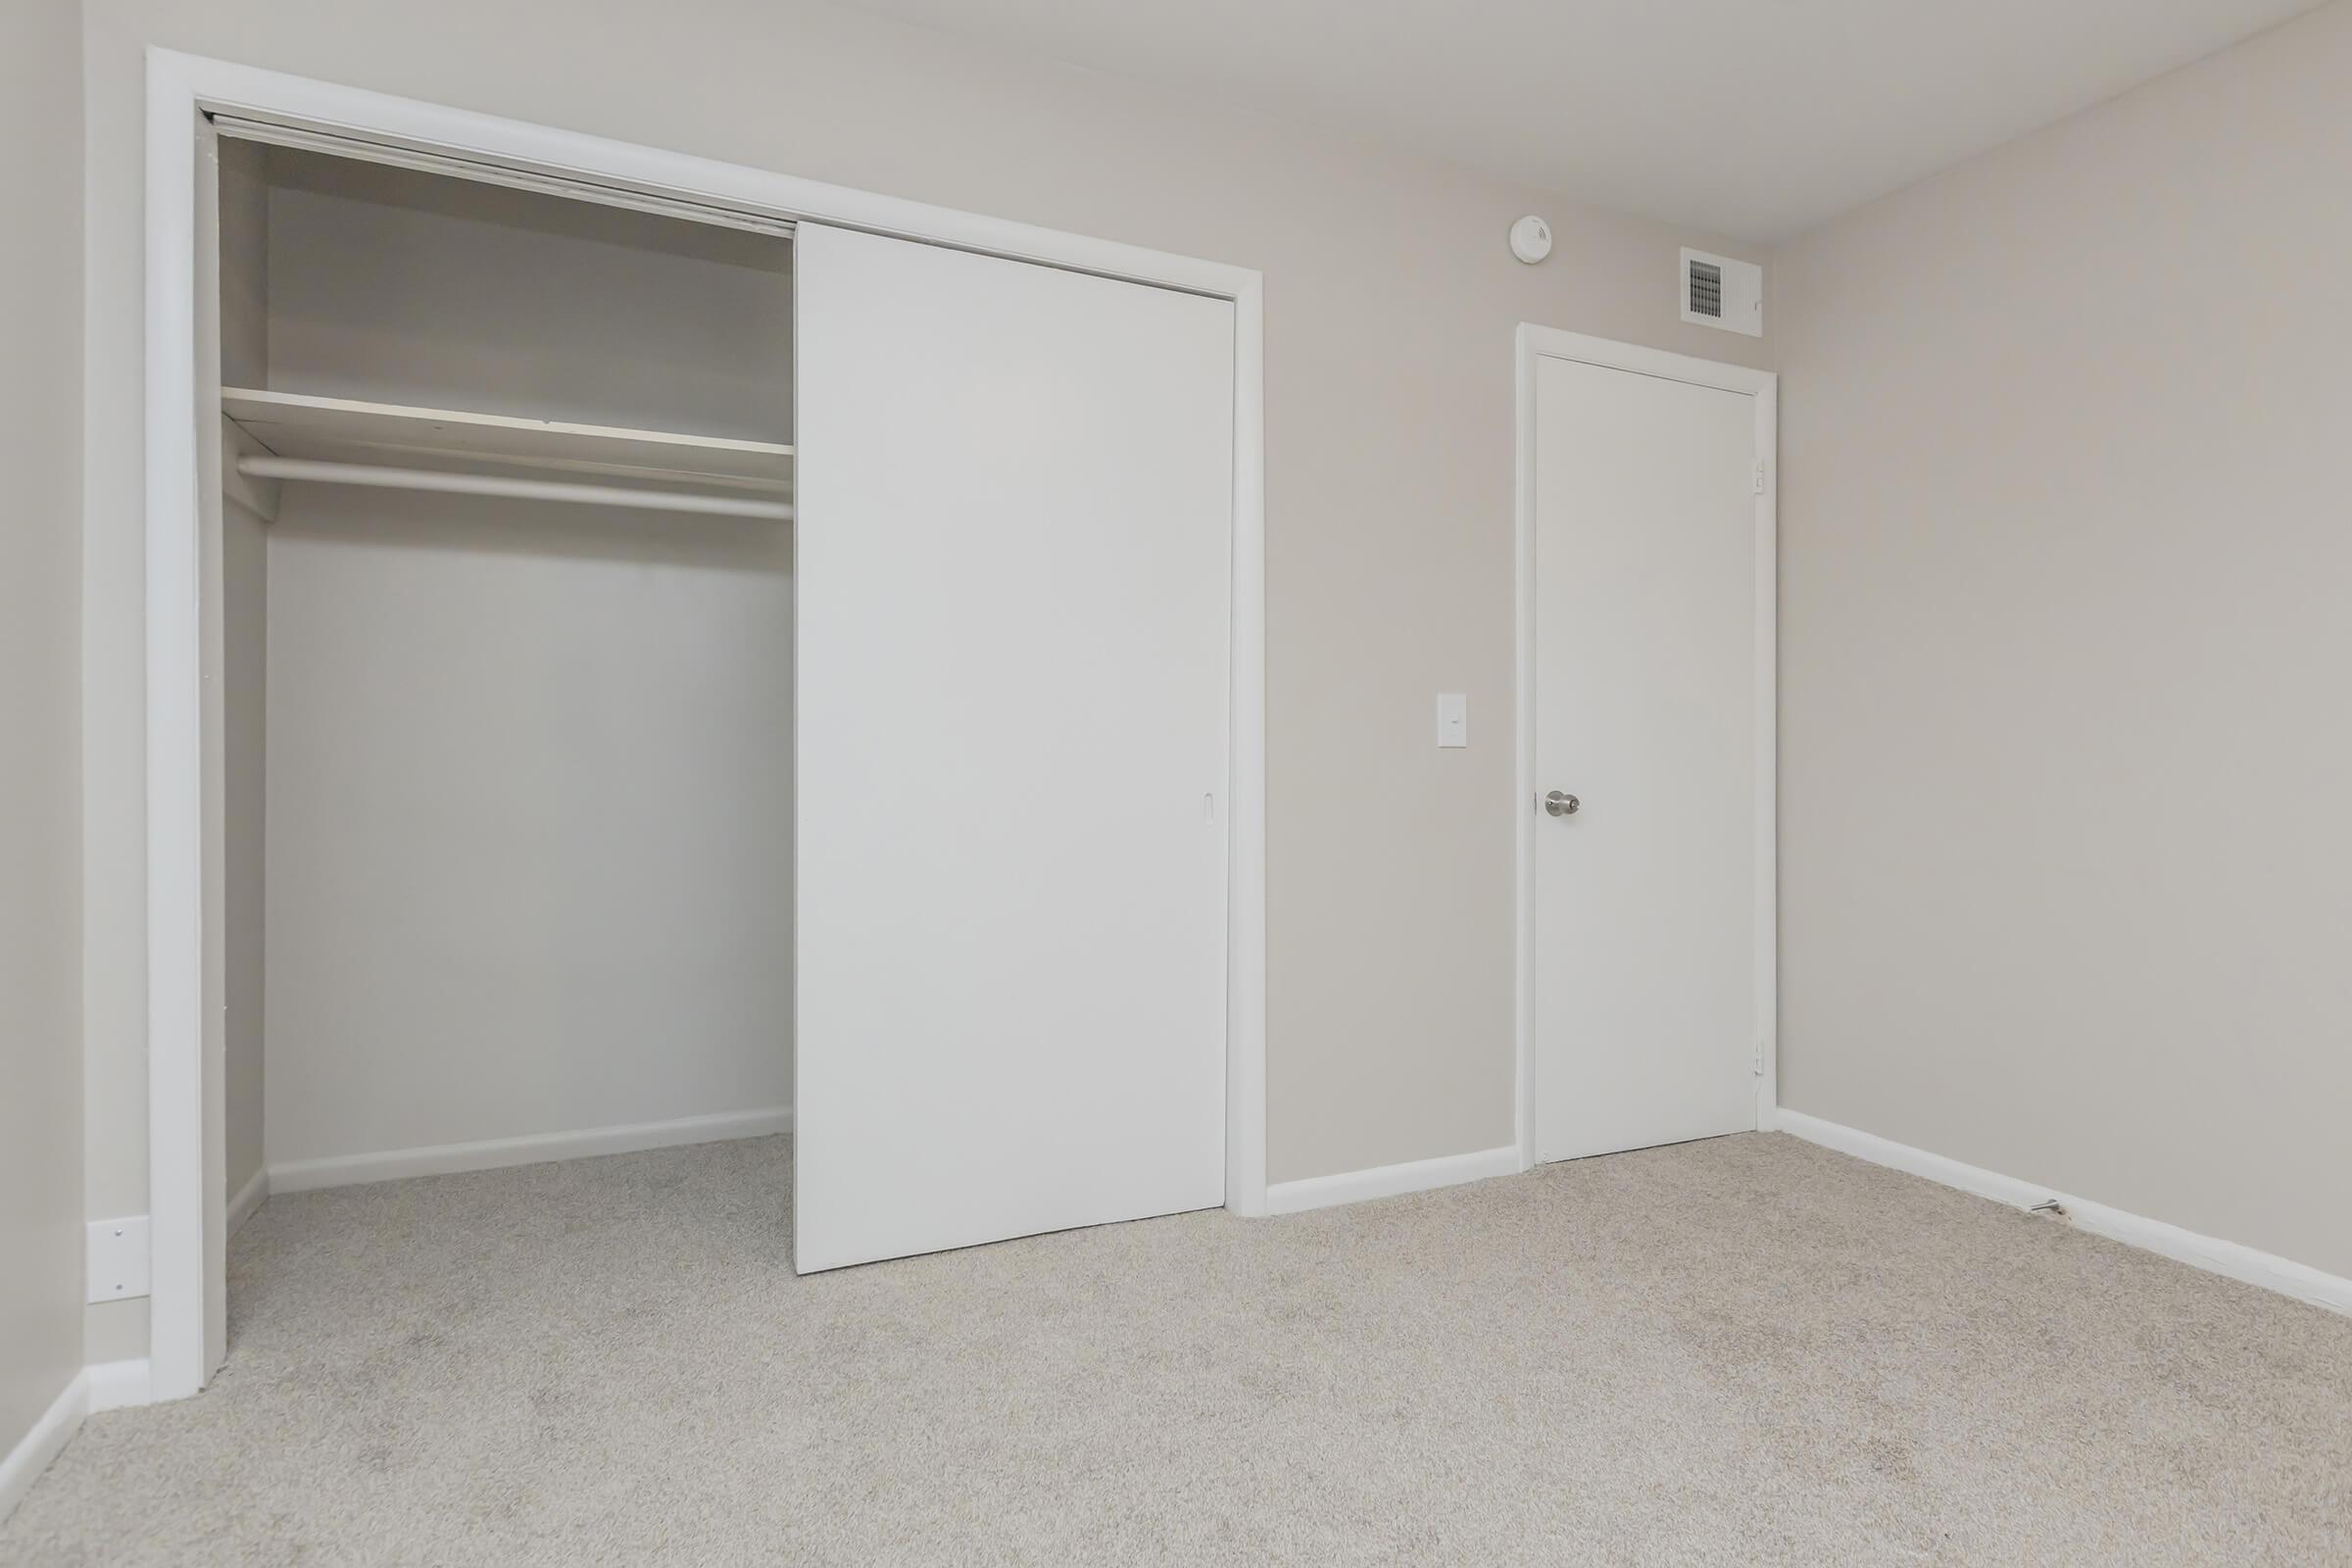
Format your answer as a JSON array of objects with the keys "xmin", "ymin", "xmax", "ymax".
[
  {"xmin": 1774, "ymin": 1107, "xmax": 2352, "ymax": 1318},
  {"xmin": 268, "ymin": 1106, "xmax": 793, "ymax": 1195},
  {"xmin": 227, "ymin": 1166, "xmax": 269, "ymax": 1240},
  {"xmin": 0, "ymin": 1370, "xmax": 86, "ymax": 1525},
  {"xmin": 84, "ymin": 1360, "xmax": 154, "ymax": 1414},
  {"xmin": 1265, "ymin": 1143, "xmax": 1522, "ymax": 1216}
]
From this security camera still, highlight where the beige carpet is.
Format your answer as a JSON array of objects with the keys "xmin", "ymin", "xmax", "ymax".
[{"xmin": 5, "ymin": 1133, "xmax": 2346, "ymax": 1565}]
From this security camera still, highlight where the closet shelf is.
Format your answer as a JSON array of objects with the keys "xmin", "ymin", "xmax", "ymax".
[{"xmin": 220, "ymin": 387, "xmax": 795, "ymax": 494}]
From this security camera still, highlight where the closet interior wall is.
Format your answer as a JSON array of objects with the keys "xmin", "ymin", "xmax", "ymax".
[{"xmin": 216, "ymin": 142, "xmax": 795, "ymax": 1200}]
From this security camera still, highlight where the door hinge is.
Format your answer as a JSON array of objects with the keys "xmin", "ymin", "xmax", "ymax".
[
  {"xmin": 1752, "ymin": 1040, "xmax": 1765, "ymax": 1076},
  {"xmin": 1752, "ymin": 458, "xmax": 1767, "ymax": 496}
]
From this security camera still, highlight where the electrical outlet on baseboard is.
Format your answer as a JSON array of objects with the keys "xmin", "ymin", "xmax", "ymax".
[{"xmin": 87, "ymin": 1215, "xmax": 151, "ymax": 1302}]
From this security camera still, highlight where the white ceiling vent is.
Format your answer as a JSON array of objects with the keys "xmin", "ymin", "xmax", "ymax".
[{"xmin": 1681, "ymin": 247, "xmax": 1762, "ymax": 337}]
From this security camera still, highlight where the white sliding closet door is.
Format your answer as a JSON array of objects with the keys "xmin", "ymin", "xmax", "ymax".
[{"xmin": 794, "ymin": 223, "xmax": 1233, "ymax": 1273}]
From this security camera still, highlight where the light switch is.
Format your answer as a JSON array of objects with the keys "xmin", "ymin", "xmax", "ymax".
[{"xmin": 1436, "ymin": 693, "xmax": 1468, "ymax": 749}]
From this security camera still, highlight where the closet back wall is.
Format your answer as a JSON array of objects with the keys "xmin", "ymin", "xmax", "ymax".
[{"xmin": 258, "ymin": 160, "xmax": 794, "ymax": 1171}]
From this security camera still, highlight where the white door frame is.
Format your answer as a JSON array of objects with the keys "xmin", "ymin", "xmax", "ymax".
[
  {"xmin": 1511, "ymin": 324, "xmax": 1777, "ymax": 1168},
  {"xmin": 143, "ymin": 47, "xmax": 1269, "ymax": 1403}
]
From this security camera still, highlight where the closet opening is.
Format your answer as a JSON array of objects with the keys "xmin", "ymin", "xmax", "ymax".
[
  {"xmin": 212, "ymin": 130, "xmax": 797, "ymax": 1330},
  {"xmin": 151, "ymin": 56, "xmax": 1264, "ymax": 1396}
]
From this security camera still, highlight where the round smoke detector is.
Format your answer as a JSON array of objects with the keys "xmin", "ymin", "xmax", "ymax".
[{"xmin": 1509, "ymin": 215, "xmax": 1553, "ymax": 265}]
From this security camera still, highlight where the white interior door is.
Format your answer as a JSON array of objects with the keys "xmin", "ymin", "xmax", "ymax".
[
  {"xmin": 794, "ymin": 223, "xmax": 1233, "ymax": 1272},
  {"xmin": 1531, "ymin": 349, "xmax": 1764, "ymax": 1164}
]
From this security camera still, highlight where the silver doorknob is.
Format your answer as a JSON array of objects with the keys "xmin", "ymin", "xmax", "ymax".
[{"xmin": 1544, "ymin": 790, "xmax": 1580, "ymax": 817}]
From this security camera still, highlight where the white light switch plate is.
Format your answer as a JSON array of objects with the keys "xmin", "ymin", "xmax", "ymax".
[
  {"xmin": 87, "ymin": 1215, "xmax": 151, "ymax": 1302},
  {"xmin": 1436, "ymin": 693, "xmax": 1468, "ymax": 748}
]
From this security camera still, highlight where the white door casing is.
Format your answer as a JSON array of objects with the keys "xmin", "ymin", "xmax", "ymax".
[{"xmin": 793, "ymin": 223, "xmax": 1234, "ymax": 1272}]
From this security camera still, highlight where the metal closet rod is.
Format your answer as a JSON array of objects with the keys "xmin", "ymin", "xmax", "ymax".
[{"xmin": 236, "ymin": 456, "xmax": 794, "ymax": 522}]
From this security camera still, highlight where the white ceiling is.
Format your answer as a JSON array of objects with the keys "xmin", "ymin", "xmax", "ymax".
[{"xmin": 830, "ymin": 0, "xmax": 2320, "ymax": 241}]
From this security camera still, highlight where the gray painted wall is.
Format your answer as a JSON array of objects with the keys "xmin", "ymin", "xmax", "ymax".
[
  {"xmin": 1776, "ymin": 0, "xmax": 2352, "ymax": 1276},
  {"xmin": 1, "ymin": 0, "xmax": 86, "ymax": 1490}
]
